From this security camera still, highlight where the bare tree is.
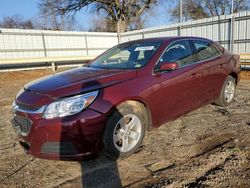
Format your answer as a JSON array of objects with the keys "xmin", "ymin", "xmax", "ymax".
[
  {"xmin": 170, "ymin": 0, "xmax": 208, "ymax": 21},
  {"xmin": 170, "ymin": 0, "xmax": 249, "ymax": 21},
  {"xmin": 38, "ymin": 0, "xmax": 158, "ymax": 40},
  {"xmin": 203, "ymin": 0, "xmax": 249, "ymax": 16},
  {"xmin": 39, "ymin": 0, "xmax": 78, "ymax": 30},
  {"xmin": 0, "ymin": 15, "xmax": 36, "ymax": 29}
]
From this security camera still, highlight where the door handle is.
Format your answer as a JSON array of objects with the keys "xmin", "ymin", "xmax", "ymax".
[
  {"xmin": 192, "ymin": 72, "xmax": 200, "ymax": 77},
  {"xmin": 219, "ymin": 64, "xmax": 223, "ymax": 68}
]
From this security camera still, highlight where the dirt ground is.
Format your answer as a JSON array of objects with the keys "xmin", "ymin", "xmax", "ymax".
[{"xmin": 0, "ymin": 68, "xmax": 250, "ymax": 188}]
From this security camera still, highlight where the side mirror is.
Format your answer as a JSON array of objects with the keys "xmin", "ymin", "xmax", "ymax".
[{"xmin": 158, "ymin": 62, "xmax": 179, "ymax": 72}]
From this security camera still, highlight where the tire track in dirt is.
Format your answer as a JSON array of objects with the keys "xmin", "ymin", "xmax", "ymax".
[
  {"xmin": 133, "ymin": 151, "xmax": 233, "ymax": 188},
  {"xmin": 0, "ymin": 141, "xmax": 17, "ymax": 152},
  {"xmin": 0, "ymin": 158, "xmax": 35, "ymax": 184},
  {"xmin": 183, "ymin": 154, "xmax": 234, "ymax": 187},
  {"xmin": 126, "ymin": 134, "xmax": 236, "ymax": 187}
]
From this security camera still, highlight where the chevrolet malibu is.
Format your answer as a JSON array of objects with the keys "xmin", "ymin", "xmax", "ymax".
[{"xmin": 12, "ymin": 37, "xmax": 240, "ymax": 160}]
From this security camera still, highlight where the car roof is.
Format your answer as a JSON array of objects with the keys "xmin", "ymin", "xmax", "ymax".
[{"xmin": 124, "ymin": 36, "xmax": 212, "ymax": 44}]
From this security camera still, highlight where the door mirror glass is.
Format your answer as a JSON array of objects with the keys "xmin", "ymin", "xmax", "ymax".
[{"xmin": 158, "ymin": 62, "xmax": 179, "ymax": 72}]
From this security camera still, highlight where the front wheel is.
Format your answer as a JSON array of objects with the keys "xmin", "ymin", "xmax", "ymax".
[
  {"xmin": 215, "ymin": 75, "xmax": 236, "ymax": 106},
  {"xmin": 102, "ymin": 102, "xmax": 148, "ymax": 159}
]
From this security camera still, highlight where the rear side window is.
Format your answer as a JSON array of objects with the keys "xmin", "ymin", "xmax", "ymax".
[
  {"xmin": 159, "ymin": 40, "xmax": 193, "ymax": 67},
  {"xmin": 193, "ymin": 40, "xmax": 221, "ymax": 61}
]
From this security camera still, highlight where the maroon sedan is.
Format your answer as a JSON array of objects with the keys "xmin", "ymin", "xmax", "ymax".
[{"xmin": 12, "ymin": 37, "xmax": 240, "ymax": 160}]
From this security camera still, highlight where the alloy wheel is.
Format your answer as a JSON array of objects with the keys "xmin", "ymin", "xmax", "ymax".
[
  {"xmin": 224, "ymin": 80, "xmax": 235, "ymax": 103},
  {"xmin": 113, "ymin": 114, "xmax": 142, "ymax": 153}
]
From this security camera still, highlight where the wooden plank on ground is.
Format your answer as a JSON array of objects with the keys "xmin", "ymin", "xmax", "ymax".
[{"xmin": 240, "ymin": 53, "xmax": 250, "ymax": 61}]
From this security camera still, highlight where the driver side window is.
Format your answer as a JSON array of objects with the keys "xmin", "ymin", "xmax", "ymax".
[{"xmin": 159, "ymin": 40, "xmax": 194, "ymax": 67}]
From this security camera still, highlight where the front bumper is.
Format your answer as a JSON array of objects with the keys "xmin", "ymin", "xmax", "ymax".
[{"xmin": 11, "ymin": 108, "xmax": 107, "ymax": 161}]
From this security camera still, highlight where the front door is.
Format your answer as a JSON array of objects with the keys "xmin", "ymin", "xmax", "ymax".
[{"xmin": 144, "ymin": 40, "xmax": 204, "ymax": 127}]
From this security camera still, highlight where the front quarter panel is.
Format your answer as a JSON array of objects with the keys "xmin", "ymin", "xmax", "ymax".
[{"xmin": 89, "ymin": 78, "xmax": 147, "ymax": 116}]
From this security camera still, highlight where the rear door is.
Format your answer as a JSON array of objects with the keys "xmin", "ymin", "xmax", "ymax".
[{"xmin": 191, "ymin": 40, "xmax": 227, "ymax": 103}]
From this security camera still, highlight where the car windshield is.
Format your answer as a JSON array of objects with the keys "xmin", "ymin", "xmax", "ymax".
[{"xmin": 89, "ymin": 41, "xmax": 161, "ymax": 69}]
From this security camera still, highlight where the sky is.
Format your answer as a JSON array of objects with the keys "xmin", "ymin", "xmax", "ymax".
[{"xmin": 0, "ymin": 0, "xmax": 173, "ymax": 30}]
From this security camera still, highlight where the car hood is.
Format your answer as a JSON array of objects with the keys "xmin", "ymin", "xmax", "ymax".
[{"xmin": 24, "ymin": 67, "xmax": 136, "ymax": 98}]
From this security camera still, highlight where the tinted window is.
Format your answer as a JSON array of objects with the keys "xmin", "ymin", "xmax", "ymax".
[
  {"xmin": 194, "ymin": 40, "xmax": 221, "ymax": 61},
  {"xmin": 89, "ymin": 41, "xmax": 161, "ymax": 69},
  {"xmin": 159, "ymin": 40, "xmax": 193, "ymax": 67}
]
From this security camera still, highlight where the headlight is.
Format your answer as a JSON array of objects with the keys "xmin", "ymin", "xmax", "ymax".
[
  {"xmin": 43, "ymin": 91, "xmax": 99, "ymax": 119},
  {"xmin": 12, "ymin": 100, "xmax": 17, "ymax": 108}
]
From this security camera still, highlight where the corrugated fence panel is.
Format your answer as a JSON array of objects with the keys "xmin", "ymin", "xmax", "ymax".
[
  {"xmin": 121, "ymin": 11, "xmax": 250, "ymax": 53},
  {"xmin": 0, "ymin": 29, "xmax": 117, "ymax": 60},
  {"xmin": 0, "ymin": 11, "xmax": 249, "ymax": 61}
]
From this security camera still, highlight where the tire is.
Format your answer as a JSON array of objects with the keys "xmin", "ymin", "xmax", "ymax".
[
  {"xmin": 215, "ymin": 75, "xmax": 236, "ymax": 107},
  {"xmin": 102, "ymin": 102, "xmax": 148, "ymax": 159}
]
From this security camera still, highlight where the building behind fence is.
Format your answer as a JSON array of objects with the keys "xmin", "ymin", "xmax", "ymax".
[{"xmin": 0, "ymin": 11, "xmax": 249, "ymax": 61}]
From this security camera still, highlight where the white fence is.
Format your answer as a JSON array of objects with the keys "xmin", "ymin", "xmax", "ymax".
[
  {"xmin": 0, "ymin": 11, "xmax": 250, "ymax": 61},
  {"xmin": 0, "ymin": 29, "xmax": 118, "ymax": 60},
  {"xmin": 121, "ymin": 11, "xmax": 250, "ymax": 53}
]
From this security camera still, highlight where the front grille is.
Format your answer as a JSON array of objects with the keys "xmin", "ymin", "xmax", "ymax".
[
  {"xmin": 14, "ymin": 115, "xmax": 32, "ymax": 135},
  {"xmin": 16, "ymin": 101, "xmax": 41, "ymax": 111}
]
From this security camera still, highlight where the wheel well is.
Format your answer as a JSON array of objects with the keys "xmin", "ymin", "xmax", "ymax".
[
  {"xmin": 229, "ymin": 72, "xmax": 238, "ymax": 85},
  {"xmin": 118, "ymin": 100, "xmax": 152, "ymax": 131}
]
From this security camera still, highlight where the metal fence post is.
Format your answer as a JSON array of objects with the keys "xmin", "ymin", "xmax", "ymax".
[
  {"xmin": 41, "ymin": 32, "xmax": 47, "ymax": 57},
  {"xmin": 0, "ymin": 29, "xmax": 6, "ymax": 59},
  {"xmin": 84, "ymin": 33, "xmax": 89, "ymax": 56},
  {"xmin": 178, "ymin": 25, "xmax": 182, "ymax": 36},
  {"xmin": 141, "ymin": 31, "xmax": 144, "ymax": 39},
  {"xmin": 230, "ymin": 15, "xmax": 235, "ymax": 52},
  {"xmin": 230, "ymin": 0, "xmax": 235, "ymax": 52}
]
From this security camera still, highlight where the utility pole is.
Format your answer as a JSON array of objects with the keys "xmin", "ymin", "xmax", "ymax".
[
  {"xmin": 179, "ymin": 0, "xmax": 182, "ymax": 23},
  {"xmin": 117, "ymin": 21, "xmax": 121, "ymax": 44},
  {"xmin": 231, "ymin": 0, "xmax": 234, "ymax": 14},
  {"xmin": 179, "ymin": 0, "xmax": 182, "ymax": 36}
]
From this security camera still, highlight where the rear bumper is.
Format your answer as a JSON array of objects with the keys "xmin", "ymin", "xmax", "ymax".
[{"xmin": 11, "ymin": 109, "xmax": 107, "ymax": 161}]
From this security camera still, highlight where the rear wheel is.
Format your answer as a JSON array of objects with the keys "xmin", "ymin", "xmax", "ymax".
[
  {"xmin": 215, "ymin": 75, "xmax": 236, "ymax": 106},
  {"xmin": 102, "ymin": 102, "xmax": 148, "ymax": 159}
]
